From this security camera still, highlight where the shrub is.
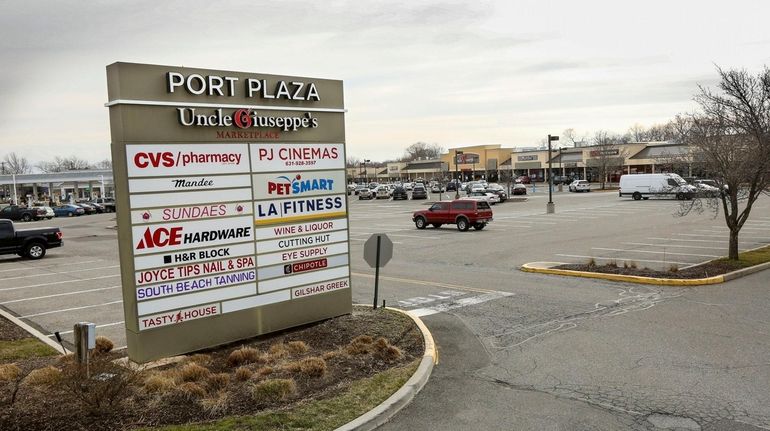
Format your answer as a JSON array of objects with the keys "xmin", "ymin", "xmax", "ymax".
[
  {"xmin": 24, "ymin": 366, "xmax": 61, "ymax": 386},
  {"xmin": 0, "ymin": 363, "xmax": 21, "ymax": 381},
  {"xmin": 372, "ymin": 338, "xmax": 403, "ymax": 362},
  {"xmin": 587, "ymin": 258, "xmax": 597, "ymax": 267},
  {"xmin": 281, "ymin": 362, "xmax": 302, "ymax": 373},
  {"xmin": 252, "ymin": 378, "xmax": 296, "ymax": 403},
  {"xmin": 299, "ymin": 357, "xmax": 327, "ymax": 377},
  {"xmin": 256, "ymin": 366, "xmax": 274, "ymax": 377},
  {"xmin": 322, "ymin": 350, "xmax": 341, "ymax": 361},
  {"xmin": 669, "ymin": 265, "xmax": 679, "ymax": 273},
  {"xmin": 207, "ymin": 373, "xmax": 230, "ymax": 391},
  {"xmin": 201, "ymin": 392, "xmax": 230, "ymax": 417},
  {"xmin": 93, "ymin": 336, "xmax": 114, "ymax": 355},
  {"xmin": 143, "ymin": 374, "xmax": 176, "ymax": 393},
  {"xmin": 227, "ymin": 347, "xmax": 262, "ymax": 367},
  {"xmin": 629, "ymin": 261, "xmax": 638, "ymax": 269},
  {"xmin": 234, "ymin": 367, "xmax": 253, "ymax": 381},
  {"xmin": 268, "ymin": 343, "xmax": 287, "ymax": 359},
  {"xmin": 179, "ymin": 362, "xmax": 210, "ymax": 382},
  {"xmin": 606, "ymin": 261, "xmax": 618, "ymax": 268},
  {"xmin": 346, "ymin": 335, "xmax": 374, "ymax": 355},
  {"xmin": 176, "ymin": 382, "xmax": 206, "ymax": 399},
  {"xmin": 286, "ymin": 340, "xmax": 309, "ymax": 356},
  {"xmin": 58, "ymin": 359, "xmax": 140, "ymax": 414}
]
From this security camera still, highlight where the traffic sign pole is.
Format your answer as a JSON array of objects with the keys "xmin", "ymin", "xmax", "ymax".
[{"xmin": 373, "ymin": 235, "xmax": 381, "ymax": 309}]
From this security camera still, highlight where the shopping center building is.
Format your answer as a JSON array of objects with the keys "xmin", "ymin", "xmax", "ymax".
[{"xmin": 0, "ymin": 170, "xmax": 114, "ymax": 204}]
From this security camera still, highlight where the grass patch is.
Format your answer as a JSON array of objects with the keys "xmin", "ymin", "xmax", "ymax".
[
  {"xmin": 714, "ymin": 245, "xmax": 770, "ymax": 268},
  {"xmin": 144, "ymin": 359, "xmax": 420, "ymax": 431},
  {"xmin": 0, "ymin": 338, "xmax": 57, "ymax": 362}
]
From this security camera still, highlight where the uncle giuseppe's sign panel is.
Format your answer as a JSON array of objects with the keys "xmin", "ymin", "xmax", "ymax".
[{"xmin": 107, "ymin": 62, "xmax": 351, "ymax": 363}]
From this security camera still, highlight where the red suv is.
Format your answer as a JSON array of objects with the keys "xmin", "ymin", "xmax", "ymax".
[{"xmin": 412, "ymin": 199, "xmax": 493, "ymax": 231}]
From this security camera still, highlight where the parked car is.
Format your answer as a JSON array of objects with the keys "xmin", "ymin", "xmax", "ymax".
[
  {"xmin": 516, "ymin": 176, "xmax": 531, "ymax": 184},
  {"xmin": 411, "ymin": 185, "xmax": 428, "ymax": 199},
  {"xmin": 375, "ymin": 186, "xmax": 390, "ymax": 199},
  {"xmin": 430, "ymin": 184, "xmax": 445, "ymax": 193},
  {"xmin": 347, "ymin": 184, "xmax": 358, "ymax": 195},
  {"xmin": 511, "ymin": 183, "xmax": 527, "ymax": 195},
  {"xmin": 691, "ymin": 179, "xmax": 720, "ymax": 197},
  {"xmin": 91, "ymin": 197, "xmax": 116, "ymax": 212},
  {"xmin": 569, "ymin": 180, "xmax": 591, "ymax": 192},
  {"xmin": 467, "ymin": 191, "xmax": 499, "ymax": 204},
  {"xmin": 0, "ymin": 205, "xmax": 47, "ymax": 222},
  {"xmin": 358, "ymin": 188, "xmax": 374, "ymax": 200},
  {"xmin": 86, "ymin": 202, "xmax": 107, "ymax": 213},
  {"xmin": 53, "ymin": 204, "xmax": 85, "ymax": 217},
  {"xmin": 35, "ymin": 205, "xmax": 55, "ymax": 219},
  {"xmin": 619, "ymin": 173, "xmax": 696, "ymax": 200},
  {"xmin": 485, "ymin": 184, "xmax": 508, "ymax": 202},
  {"xmin": 75, "ymin": 203, "xmax": 97, "ymax": 214},
  {"xmin": 0, "ymin": 219, "xmax": 63, "ymax": 259},
  {"xmin": 404, "ymin": 182, "xmax": 414, "ymax": 191},
  {"xmin": 551, "ymin": 175, "xmax": 571, "ymax": 185},
  {"xmin": 392, "ymin": 186, "xmax": 408, "ymax": 200},
  {"xmin": 354, "ymin": 185, "xmax": 367, "ymax": 195},
  {"xmin": 446, "ymin": 182, "xmax": 458, "ymax": 192},
  {"xmin": 412, "ymin": 199, "xmax": 493, "ymax": 231}
]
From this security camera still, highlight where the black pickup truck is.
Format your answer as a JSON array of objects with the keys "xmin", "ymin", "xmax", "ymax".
[
  {"xmin": 0, "ymin": 205, "xmax": 47, "ymax": 222},
  {"xmin": 0, "ymin": 219, "xmax": 63, "ymax": 259}
]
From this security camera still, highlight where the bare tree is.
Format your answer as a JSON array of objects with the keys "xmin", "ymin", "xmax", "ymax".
[
  {"xmin": 585, "ymin": 131, "xmax": 628, "ymax": 189},
  {"xmin": 94, "ymin": 158, "xmax": 112, "ymax": 170},
  {"xmin": 679, "ymin": 66, "xmax": 770, "ymax": 260},
  {"xmin": 346, "ymin": 156, "xmax": 361, "ymax": 168},
  {"xmin": 1, "ymin": 152, "xmax": 32, "ymax": 174},
  {"xmin": 562, "ymin": 128, "xmax": 588, "ymax": 147},
  {"xmin": 36, "ymin": 156, "xmax": 92, "ymax": 173},
  {"xmin": 628, "ymin": 123, "xmax": 647, "ymax": 142},
  {"xmin": 402, "ymin": 142, "xmax": 444, "ymax": 161}
]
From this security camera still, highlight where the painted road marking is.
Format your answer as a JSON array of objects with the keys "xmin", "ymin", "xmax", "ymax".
[
  {"xmin": 0, "ymin": 286, "xmax": 121, "ymax": 305},
  {"xmin": 623, "ymin": 242, "xmax": 728, "ymax": 251},
  {"xmin": 555, "ymin": 254, "xmax": 691, "ymax": 265},
  {"xmin": 349, "ymin": 237, "xmax": 404, "ymax": 244},
  {"xmin": 20, "ymin": 300, "xmax": 124, "ymax": 319},
  {"xmin": 47, "ymin": 321, "xmax": 125, "ymax": 337},
  {"xmin": 351, "ymin": 272, "xmax": 498, "ymax": 295},
  {"xmin": 2, "ymin": 265, "xmax": 120, "ymax": 281},
  {"xmin": 591, "ymin": 247, "xmax": 720, "ymax": 258},
  {"xmin": 0, "ymin": 260, "xmax": 105, "ymax": 273},
  {"xmin": 0, "ymin": 275, "xmax": 121, "ymax": 292},
  {"xmin": 409, "ymin": 291, "xmax": 516, "ymax": 317}
]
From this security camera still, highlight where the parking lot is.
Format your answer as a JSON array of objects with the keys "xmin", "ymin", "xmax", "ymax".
[{"xmin": 2, "ymin": 188, "xmax": 768, "ymax": 352}]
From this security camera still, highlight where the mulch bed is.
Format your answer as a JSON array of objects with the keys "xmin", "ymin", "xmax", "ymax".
[
  {"xmin": 554, "ymin": 259, "xmax": 745, "ymax": 279},
  {"xmin": 0, "ymin": 306, "xmax": 423, "ymax": 431},
  {"xmin": 0, "ymin": 314, "xmax": 32, "ymax": 341}
]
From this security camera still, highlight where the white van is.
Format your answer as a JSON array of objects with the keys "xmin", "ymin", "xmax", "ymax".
[{"xmin": 619, "ymin": 173, "xmax": 696, "ymax": 200}]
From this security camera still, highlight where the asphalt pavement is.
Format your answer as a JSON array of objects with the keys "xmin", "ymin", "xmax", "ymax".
[{"xmin": 1, "ymin": 188, "xmax": 769, "ymax": 430}]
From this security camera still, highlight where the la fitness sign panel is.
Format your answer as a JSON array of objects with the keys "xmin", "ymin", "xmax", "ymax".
[{"xmin": 107, "ymin": 62, "xmax": 351, "ymax": 363}]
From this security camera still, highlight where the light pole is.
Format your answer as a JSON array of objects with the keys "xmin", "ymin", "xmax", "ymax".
[
  {"xmin": 454, "ymin": 150, "xmax": 463, "ymax": 199},
  {"xmin": 363, "ymin": 159, "xmax": 370, "ymax": 183},
  {"xmin": 547, "ymin": 134, "xmax": 559, "ymax": 214}
]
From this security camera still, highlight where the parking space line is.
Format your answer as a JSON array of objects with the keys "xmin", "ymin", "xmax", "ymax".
[
  {"xmin": 0, "ymin": 260, "xmax": 105, "ymax": 273},
  {"xmin": 0, "ymin": 274, "xmax": 121, "ymax": 292},
  {"xmin": 0, "ymin": 286, "xmax": 120, "ymax": 305},
  {"xmin": 20, "ymin": 300, "xmax": 123, "ymax": 318},
  {"xmin": 676, "ymin": 233, "xmax": 770, "ymax": 240},
  {"xmin": 623, "ymin": 242, "xmax": 727, "ymax": 250},
  {"xmin": 2, "ymin": 265, "xmax": 120, "ymax": 281},
  {"xmin": 591, "ymin": 247, "xmax": 720, "ymax": 258},
  {"xmin": 351, "ymin": 272, "xmax": 498, "ymax": 295},
  {"xmin": 349, "ymin": 232, "xmax": 440, "ymax": 239},
  {"xmin": 47, "ymin": 320, "xmax": 125, "ymax": 337},
  {"xmin": 349, "ymin": 238, "xmax": 404, "ymax": 244},
  {"xmin": 555, "ymin": 254, "xmax": 691, "ymax": 265}
]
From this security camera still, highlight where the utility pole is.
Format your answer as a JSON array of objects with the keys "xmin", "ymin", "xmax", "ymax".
[
  {"xmin": 547, "ymin": 134, "xmax": 559, "ymax": 214},
  {"xmin": 454, "ymin": 150, "xmax": 463, "ymax": 199}
]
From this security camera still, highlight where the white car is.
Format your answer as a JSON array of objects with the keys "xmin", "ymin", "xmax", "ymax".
[
  {"xmin": 467, "ymin": 191, "xmax": 499, "ymax": 204},
  {"xmin": 375, "ymin": 186, "xmax": 390, "ymax": 199},
  {"xmin": 469, "ymin": 184, "xmax": 486, "ymax": 193},
  {"xmin": 569, "ymin": 180, "xmax": 591, "ymax": 192},
  {"xmin": 404, "ymin": 182, "xmax": 414, "ymax": 191}
]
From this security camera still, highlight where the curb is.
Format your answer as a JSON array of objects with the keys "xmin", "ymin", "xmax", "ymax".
[
  {"xmin": 0, "ymin": 306, "xmax": 69, "ymax": 354},
  {"xmin": 520, "ymin": 262, "xmax": 725, "ymax": 286},
  {"xmin": 336, "ymin": 307, "xmax": 437, "ymax": 431}
]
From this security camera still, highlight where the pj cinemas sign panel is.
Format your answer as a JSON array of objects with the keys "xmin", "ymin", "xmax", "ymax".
[{"xmin": 107, "ymin": 62, "xmax": 350, "ymax": 363}]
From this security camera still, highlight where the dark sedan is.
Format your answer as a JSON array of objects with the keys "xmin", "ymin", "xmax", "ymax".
[
  {"xmin": 75, "ymin": 203, "xmax": 97, "ymax": 215},
  {"xmin": 392, "ymin": 186, "xmax": 408, "ymax": 200},
  {"xmin": 411, "ymin": 185, "xmax": 428, "ymax": 199}
]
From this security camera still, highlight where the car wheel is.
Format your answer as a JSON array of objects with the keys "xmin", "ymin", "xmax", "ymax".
[
  {"xmin": 431, "ymin": 223, "xmax": 442, "ymax": 228},
  {"xmin": 456, "ymin": 217, "xmax": 469, "ymax": 232},
  {"xmin": 21, "ymin": 213, "xmax": 31, "ymax": 222},
  {"xmin": 473, "ymin": 223, "xmax": 485, "ymax": 231},
  {"xmin": 24, "ymin": 242, "xmax": 46, "ymax": 259},
  {"xmin": 67, "ymin": 212, "xmax": 74, "ymax": 217},
  {"xmin": 632, "ymin": 192, "xmax": 642, "ymax": 201},
  {"xmin": 676, "ymin": 192, "xmax": 684, "ymax": 200},
  {"xmin": 415, "ymin": 216, "xmax": 427, "ymax": 229},
  {"xmin": 47, "ymin": 216, "xmax": 53, "ymax": 220}
]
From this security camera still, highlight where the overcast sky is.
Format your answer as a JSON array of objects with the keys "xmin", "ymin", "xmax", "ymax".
[{"xmin": 2, "ymin": 0, "xmax": 769, "ymax": 165}]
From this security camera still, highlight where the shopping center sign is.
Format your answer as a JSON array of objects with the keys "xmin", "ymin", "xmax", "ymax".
[{"xmin": 107, "ymin": 62, "xmax": 350, "ymax": 363}]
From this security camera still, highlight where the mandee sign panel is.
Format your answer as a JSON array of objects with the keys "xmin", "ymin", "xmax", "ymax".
[{"xmin": 107, "ymin": 62, "xmax": 351, "ymax": 363}]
